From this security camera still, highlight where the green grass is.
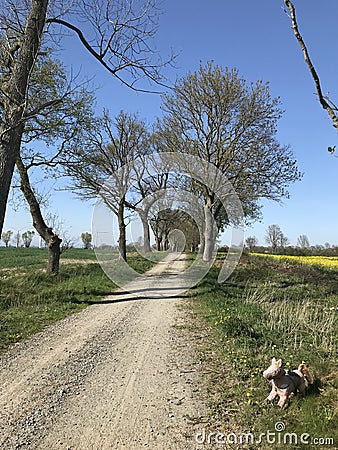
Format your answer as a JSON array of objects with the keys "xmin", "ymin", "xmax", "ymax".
[
  {"xmin": 0, "ymin": 246, "xmax": 49, "ymax": 268},
  {"xmin": 190, "ymin": 253, "xmax": 338, "ymax": 449},
  {"xmin": 0, "ymin": 247, "xmax": 156, "ymax": 353}
]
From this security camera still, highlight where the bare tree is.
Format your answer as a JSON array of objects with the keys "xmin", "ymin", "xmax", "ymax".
[
  {"xmin": 284, "ymin": 1, "xmax": 338, "ymax": 143},
  {"xmin": 16, "ymin": 155, "xmax": 64, "ymax": 272},
  {"xmin": 0, "ymin": 0, "xmax": 49, "ymax": 236},
  {"xmin": 0, "ymin": 0, "xmax": 174, "ymax": 237},
  {"xmin": 44, "ymin": 211, "xmax": 73, "ymax": 253},
  {"xmin": 297, "ymin": 234, "xmax": 310, "ymax": 249},
  {"xmin": 15, "ymin": 230, "xmax": 20, "ymax": 248},
  {"xmin": 278, "ymin": 232, "xmax": 289, "ymax": 250},
  {"xmin": 126, "ymin": 149, "xmax": 172, "ymax": 254},
  {"xmin": 265, "ymin": 224, "xmax": 289, "ymax": 253},
  {"xmin": 265, "ymin": 224, "xmax": 282, "ymax": 253},
  {"xmin": 67, "ymin": 110, "xmax": 149, "ymax": 261}
]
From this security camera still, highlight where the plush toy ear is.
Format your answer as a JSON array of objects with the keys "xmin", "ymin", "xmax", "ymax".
[
  {"xmin": 277, "ymin": 359, "xmax": 282, "ymax": 367},
  {"xmin": 272, "ymin": 357, "xmax": 277, "ymax": 364}
]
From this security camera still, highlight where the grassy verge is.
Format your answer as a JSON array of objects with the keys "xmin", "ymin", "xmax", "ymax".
[
  {"xmin": 190, "ymin": 253, "xmax": 338, "ymax": 449},
  {"xmin": 0, "ymin": 247, "xmax": 156, "ymax": 354}
]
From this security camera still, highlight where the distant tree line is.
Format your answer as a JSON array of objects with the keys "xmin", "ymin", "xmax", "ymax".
[
  {"xmin": 245, "ymin": 243, "xmax": 338, "ymax": 257},
  {"xmin": 244, "ymin": 224, "xmax": 338, "ymax": 256},
  {"xmin": 1, "ymin": 230, "xmax": 35, "ymax": 248}
]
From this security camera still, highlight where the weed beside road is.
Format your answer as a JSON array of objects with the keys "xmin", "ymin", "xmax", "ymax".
[{"xmin": 190, "ymin": 253, "xmax": 338, "ymax": 449}]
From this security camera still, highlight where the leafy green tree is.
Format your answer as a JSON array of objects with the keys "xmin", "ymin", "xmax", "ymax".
[
  {"xmin": 81, "ymin": 232, "xmax": 92, "ymax": 250},
  {"xmin": 1, "ymin": 230, "xmax": 12, "ymax": 247},
  {"xmin": 159, "ymin": 62, "xmax": 302, "ymax": 261},
  {"xmin": 22, "ymin": 230, "xmax": 35, "ymax": 248}
]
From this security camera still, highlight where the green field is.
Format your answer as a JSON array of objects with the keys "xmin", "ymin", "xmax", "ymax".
[
  {"xmin": 191, "ymin": 253, "xmax": 338, "ymax": 449},
  {"xmin": 0, "ymin": 247, "xmax": 155, "ymax": 353}
]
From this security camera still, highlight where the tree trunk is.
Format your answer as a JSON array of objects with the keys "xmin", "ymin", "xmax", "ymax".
[
  {"xmin": 117, "ymin": 200, "xmax": 127, "ymax": 261},
  {"xmin": 0, "ymin": 0, "xmax": 49, "ymax": 235},
  {"xmin": 139, "ymin": 211, "xmax": 151, "ymax": 253},
  {"xmin": 203, "ymin": 200, "xmax": 215, "ymax": 262},
  {"xmin": 0, "ymin": 127, "xmax": 23, "ymax": 235},
  {"xmin": 16, "ymin": 155, "xmax": 62, "ymax": 275},
  {"xmin": 155, "ymin": 236, "xmax": 162, "ymax": 251},
  {"xmin": 199, "ymin": 234, "xmax": 205, "ymax": 255},
  {"xmin": 48, "ymin": 237, "xmax": 61, "ymax": 275},
  {"xmin": 164, "ymin": 233, "xmax": 169, "ymax": 251}
]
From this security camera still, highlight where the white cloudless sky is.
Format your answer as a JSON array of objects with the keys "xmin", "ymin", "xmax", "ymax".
[{"xmin": 4, "ymin": 0, "xmax": 338, "ymax": 247}]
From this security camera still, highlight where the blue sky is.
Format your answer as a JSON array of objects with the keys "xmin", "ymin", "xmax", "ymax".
[{"xmin": 4, "ymin": 0, "xmax": 338, "ymax": 247}]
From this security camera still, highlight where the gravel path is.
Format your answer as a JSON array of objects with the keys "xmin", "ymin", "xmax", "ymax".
[{"xmin": 0, "ymin": 254, "xmax": 207, "ymax": 449}]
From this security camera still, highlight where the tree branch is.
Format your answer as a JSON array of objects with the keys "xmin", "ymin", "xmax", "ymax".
[
  {"xmin": 284, "ymin": 0, "xmax": 338, "ymax": 131},
  {"xmin": 23, "ymin": 98, "xmax": 64, "ymax": 120},
  {"xmin": 45, "ymin": 17, "xmax": 170, "ymax": 94}
]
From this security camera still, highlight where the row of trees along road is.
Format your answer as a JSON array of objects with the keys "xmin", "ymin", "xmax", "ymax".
[
  {"xmin": 0, "ymin": 1, "xmax": 302, "ymax": 274},
  {"xmin": 66, "ymin": 63, "xmax": 301, "ymax": 264}
]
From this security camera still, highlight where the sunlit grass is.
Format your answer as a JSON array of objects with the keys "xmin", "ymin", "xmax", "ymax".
[{"xmin": 189, "ymin": 254, "xmax": 338, "ymax": 448}]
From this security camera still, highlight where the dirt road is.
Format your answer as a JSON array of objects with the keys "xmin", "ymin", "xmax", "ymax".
[{"xmin": 0, "ymin": 255, "xmax": 207, "ymax": 449}]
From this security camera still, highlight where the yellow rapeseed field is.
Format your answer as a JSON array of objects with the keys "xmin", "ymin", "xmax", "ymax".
[{"xmin": 251, "ymin": 253, "xmax": 338, "ymax": 270}]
